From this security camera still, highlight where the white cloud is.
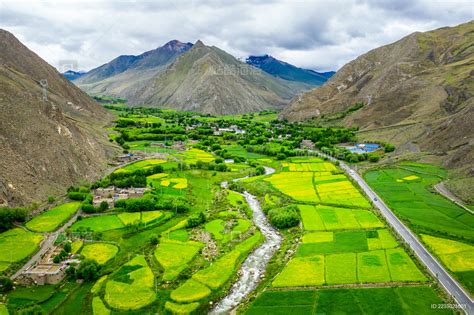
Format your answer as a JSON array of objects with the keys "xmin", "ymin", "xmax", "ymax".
[{"xmin": 1, "ymin": 0, "xmax": 472, "ymax": 72}]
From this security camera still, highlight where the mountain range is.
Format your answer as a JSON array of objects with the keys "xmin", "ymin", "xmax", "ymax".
[
  {"xmin": 281, "ymin": 21, "xmax": 474, "ymax": 173},
  {"xmin": 0, "ymin": 29, "xmax": 116, "ymax": 206},
  {"xmin": 74, "ymin": 40, "xmax": 332, "ymax": 114},
  {"xmin": 246, "ymin": 54, "xmax": 334, "ymax": 85}
]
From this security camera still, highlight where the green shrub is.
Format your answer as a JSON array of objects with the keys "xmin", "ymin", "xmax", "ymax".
[{"xmin": 268, "ymin": 205, "xmax": 300, "ymax": 229}]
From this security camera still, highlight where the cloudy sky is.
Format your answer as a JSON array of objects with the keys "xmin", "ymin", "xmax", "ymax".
[{"xmin": 1, "ymin": 0, "xmax": 472, "ymax": 72}]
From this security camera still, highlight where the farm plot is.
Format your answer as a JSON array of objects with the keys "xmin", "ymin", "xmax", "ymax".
[
  {"xmin": 245, "ymin": 286, "xmax": 450, "ymax": 315},
  {"xmin": 154, "ymin": 239, "xmax": 204, "ymax": 281},
  {"xmin": 26, "ymin": 202, "xmax": 80, "ymax": 232},
  {"xmin": 364, "ymin": 166, "xmax": 474, "ymax": 241},
  {"xmin": 264, "ymin": 172, "xmax": 319, "ymax": 202},
  {"xmin": 146, "ymin": 173, "xmax": 168, "ymax": 186},
  {"xmin": 170, "ymin": 232, "xmax": 263, "ymax": 303},
  {"xmin": 316, "ymin": 180, "xmax": 371, "ymax": 208},
  {"xmin": 422, "ymin": 234, "xmax": 474, "ymax": 293},
  {"xmin": 117, "ymin": 211, "xmax": 163, "ymax": 225},
  {"xmin": 205, "ymin": 219, "xmax": 252, "ymax": 243},
  {"xmin": 0, "ymin": 228, "xmax": 43, "ymax": 268},
  {"xmin": 70, "ymin": 215, "xmax": 124, "ymax": 232},
  {"xmin": 298, "ymin": 205, "xmax": 383, "ymax": 231},
  {"xmin": 81, "ymin": 243, "xmax": 119, "ymax": 264},
  {"xmin": 273, "ymin": 230, "xmax": 425, "ymax": 287},
  {"xmin": 104, "ymin": 255, "xmax": 155, "ymax": 310},
  {"xmin": 282, "ymin": 162, "xmax": 336, "ymax": 172},
  {"xmin": 115, "ymin": 159, "xmax": 166, "ymax": 173},
  {"xmin": 178, "ymin": 148, "xmax": 215, "ymax": 164}
]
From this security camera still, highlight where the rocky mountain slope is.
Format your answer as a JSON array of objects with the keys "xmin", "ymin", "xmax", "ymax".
[
  {"xmin": 281, "ymin": 21, "xmax": 474, "ymax": 171},
  {"xmin": 75, "ymin": 40, "xmax": 193, "ymax": 99},
  {"xmin": 127, "ymin": 41, "xmax": 298, "ymax": 115},
  {"xmin": 246, "ymin": 54, "xmax": 334, "ymax": 86},
  {"xmin": 0, "ymin": 29, "xmax": 117, "ymax": 206}
]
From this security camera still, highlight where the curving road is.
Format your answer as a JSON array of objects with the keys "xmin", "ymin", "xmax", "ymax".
[{"xmin": 319, "ymin": 153, "xmax": 473, "ymax": 314}]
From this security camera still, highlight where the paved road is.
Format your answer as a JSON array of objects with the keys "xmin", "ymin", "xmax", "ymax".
[
  {"xmin": 11, "ymin": 210, "xmax": 82, "ymax": 280},
  {"xmin": 318, "ymin": 153, "xmax": 473, "ymax": 314}
]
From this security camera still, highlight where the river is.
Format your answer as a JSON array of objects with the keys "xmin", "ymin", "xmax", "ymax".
[{"xmin": 211, "ymin": 166, "xmax": 282, "ymax": 314}]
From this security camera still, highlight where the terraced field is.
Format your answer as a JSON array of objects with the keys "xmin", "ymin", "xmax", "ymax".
[
  {"xmin": 177, "ymin": 148, "xmax": 215, "ymax": 164},
  {"xmin": 81, "ymin": 243, "xmax": 119, "ymax": 264}
]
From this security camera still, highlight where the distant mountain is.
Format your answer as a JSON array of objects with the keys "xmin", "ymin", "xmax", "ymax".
[
  {"xmin": 0, "ymin": 29, "xmax": 116, "ymax": 206},
  {"xmin": 128, "ymin": 40, "xmax": 298, "ymax": 115},
  {"xmin": 75, "ymin": 40, "xmax": 193, "ymax": 97},
  {"xmin": 63, "ymin": 70, "xmax": 85, "ymax": 80},
  {"xmin": 281, "ymin": 21, "xmax": 474, "ymax": 172},
  {"xmin": 246, "ymin": 55, "xmax": 334, "ymax": 85}
]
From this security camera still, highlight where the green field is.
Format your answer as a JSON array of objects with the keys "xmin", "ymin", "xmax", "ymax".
[
  {"xmin": 0, "ymin": 228, "xmax": 43, "ymax": 268},
  {"xmin": 177, "ymin": 148, "xmax": 215, "ymax": 164},
  {"xmin": 104, "ymin": 255, "xmax": 155, "ymax": 310},
  {"xmin": 273, "ymin": 230, "xmax": 426, "ymax": 287},
  {"xmin": 422, "ymin": 234, "xmax": 474, "ymax": 293},
  {"xmin": 265, "ymin": 172, "xmax": 319, "ymax": 202},
  {"xmin": 114, "ymin": 159, "xmax": 167, "ymax": 173},
  {"xmin": 154, "ymin": 239, "xmax": 203, "ymax": 281},
  {"xmin": 25, "ymin": 202, "xmax": 80, "ymax": 232},
  {"xmin": 70, "ymin": 215, "xmax": 125, "ymax": 232},
  {"xmin": 81, "ymin": 243, "xmax": 119, "ymax": 264},
  {"xmin": 298, "ymin": 205, "xmax": 383, "ymax": 231},
  {"xmin": 245, "ymin": 286, "xmax": 451, "ymax": 314},
  {"xmin": 364, "ymin": 166, "xmax": 473, "ymax": 241},
  {"xmin": 117, "ymin": 211, "xmax": 163, "ymax": 225},
  {"xmin": 170, "ymin": 232, "xmax": 263, "ymax": 304}
]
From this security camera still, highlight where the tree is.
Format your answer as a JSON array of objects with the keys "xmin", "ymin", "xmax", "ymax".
[
  {"xmin": 0, "ymin": 277, "xmax": 13, "ymax": 293},
  {"xmin": 76, "ymin": 259, "xmax": 100, "ymax": 281},
  {"xmin": 255, "ymin": 166, "xmax": 265, "ymax": 175},
  {"xmin": 48, "ymin": 196, "xmax": 55, "ymax": 203},
  {"xmin": 276, "ymin": 153, "xmax": 287, "ymax": 160},
  {"xmin": 64, "ymin": 242, "xmax": 72, "ymax": 253},
  {"xmin": 187, "ymin": 212, "xmax": 206, "ymax": 228},
  {"xmin": 369, "ymin": 155, "xmax": 380, "ymax": 163},
  {"xmin": 98, "ymin": 201, "xmax": 109, "ymax": 212}
]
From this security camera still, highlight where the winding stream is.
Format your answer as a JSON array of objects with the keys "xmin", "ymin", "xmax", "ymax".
[{"xmin": 211, "ymin": 167, "xmax": 282, "ymax": 314}]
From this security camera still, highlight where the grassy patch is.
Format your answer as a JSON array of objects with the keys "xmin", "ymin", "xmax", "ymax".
[
  {"xmin": 272, "ymin": 255, "xmax": 325, "ymax": 287},
  {"xmin": 154, "ymin": 239, "xmax": 203, "ymax": 281},
  {"xmin": 70, "ymin": 215, "xmax": 124, "ymax": 232},
  {"xmin": 26, "ymin": 202, "xmax": 80, "ymax": 232},
  {"xmin": 0, "ymin": 228, "xmax": 43, "ymax": 263}
]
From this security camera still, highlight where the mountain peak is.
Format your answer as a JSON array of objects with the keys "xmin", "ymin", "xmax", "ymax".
[
  {"xmin": 163, "ymin": 40, "xmax": 193, "ymax": 52},
  {"xmin": 194, "ymin": 40, "xmax": 205, "ymax": 48}
]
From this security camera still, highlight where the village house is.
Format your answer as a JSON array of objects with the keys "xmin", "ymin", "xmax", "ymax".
[
  {"xmin": 301, "ymin": 139, "xmax": 316, "ymax": 150},
  {"xmin": 92, "ymin": 187, "xmax": 150, "ymax": 208}
]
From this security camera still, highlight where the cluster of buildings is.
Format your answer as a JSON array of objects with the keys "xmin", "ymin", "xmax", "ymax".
[
  {"xmin": 93, "ymin": 186, "xmax": 149, "ymax": 208},
  {"xmin": 213, "ymin": 125, "xmax": 246, "ymax": 136},
  {"xmin": 23, "ymin": 246, "xmax": 79, "ymax": 285}
]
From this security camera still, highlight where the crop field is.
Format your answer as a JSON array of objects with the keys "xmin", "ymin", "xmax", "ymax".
[
  {"xmin": 104, "ymin": 255, "xmax": 155, "ymax": 310},
  {"xmin": 170, "ymin": 232, "xmax": 263, "ymax": 304},
  {"xmin": 70, "ymin": 215, "xmax": 125, "ymax": 232},
  {"xmin": 205, "ymin": 219, "xmax": 225, "ymax": 240},
  {"xmin": 364, "ymin": 166, "xmax": 473, "ymax": 241},
  {"xmin": 114, "ymin": 159, "xmax": 167, "ymax": 173},
  {"xmin": 92, "ymin": 296, "xmax": 109, "ymax": 315},
  {"xmin": 316, "ymin": 180, "xmax": 371, "ymax": 208},
  {"xmin": 177, "ymin": 148, "xmax": 215, "ymax": 164},
  {"xmin": 165, "ymin": 301, "xmax": 199, "ymax": 314},
  {"xmin": 282, "ymin": 162, "xmax": 337, "ymax": 172},
  {"xmin": 81, "ymin": 243, "xmax": 119, "ymax": 264},
  {"xmin": 298, "ymin": 205, "xmax": 383, "ymax": 231},
  {"xmin": 146, "ymin": 172, "xmax": 168, "ymax": 186},
  {"xmin": 125, "ymin": 141, "xmax": 177, "ymax": 153},
  {"xmin": 228, "ymin": 190, "xmax": 245, "ymax": 207},
  {"xmin": 154, "ymin": 239, "xmax": 204, "ymax": 281},
  {"xmin": 273, "ymin": 230, "xmax": 426, "ymax": 287},
  {"xmin": 245, "ymin": 286, "xmax": 451, "ymax": 315},
  {"xmin": 25, "ymin": 202, "xmax": 80, "ymax": 232},
  {"xmin": 421, "ymin": 234, "xmax": 474, "ymax": 293},
  {"xmin": 117, "ymin": 211, "xmax": 163, "ymax": 225},
  {"xmin": 0, "ymin": 228, "xmax": 43, "ymax": 266},
  {"xmin": 264, "ymin": 172, "xmax": 319, "ymax": 202}
]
